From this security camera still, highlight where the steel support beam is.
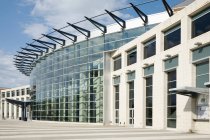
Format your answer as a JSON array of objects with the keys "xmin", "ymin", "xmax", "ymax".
[
  {"xmin": 85, "ymin": 16, "xmax": 107, "ymax": 33},
  {"xmin": 162, "ymin": 0, "xmax": 173, "ymax": 17},
  {"xmin": 130, "ymin": 3, "xmax": 148, "ymax": 24},
  {"xmin": 33, "ymin": 39, "xmax": 56, "ymax": 49},
  {"xmin": 27, "ymin": 43, "xmax": 49, "ymax": 53},
  {"xmin": 105, "ymin": 10, "xmax": 126, "ymax": 29},
  {"xmin": 42, "ymin": 34, "xmax": 65, "ymax": 46},
  {"xmin": 67, "ymin": 23, "xmax": 90, "ymax": 38},
  {"xmin": 53, "ymin": 28, "xmax": 77, "ymax": 42}
]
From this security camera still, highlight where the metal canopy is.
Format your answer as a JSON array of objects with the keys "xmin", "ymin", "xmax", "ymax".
[
  {"xmin": 169, "ymin": 86, "xmax": 209, "ymax": 97},
  {"xmin": 130, "ymin": 3, "xmax": 148, "ymax": 25},
  {"xmin": 15, "ymin": 55, "xmax": 35, "ymax": 59},
  {"xmin": 17, "ymin": 51, "xmax": 38, "ymax": 58},
  {"xmin": 27, "ymin": 43, "xmax": 49, "ymax": 53},
  {"xmin": 33, "ymin": 39, "xmax": 56, "ymax": 49},
  {"xmin": 67, "ymin": 23, "xmax": 90, "ymax": 38},
  {"xmin": 6, "ymin": 98, "xmax": 33, "ymax": 121},
  {"xmin": 42, "ymin": 34, "xmax": 65, "ymax": 46},
  {"xmin": 53, "ymin": 28, "xmax": 77, "ymax": 42},
  {"xmin": 162, "ymin": 0, "xmax": 173, "ymax": 17},
  {"xmin": 105, "ymin": 9, "xmax": 126, "ymax": 29},
  {"xmin": 15, "ymin": 58, "xmax": 33, "ymax": 62},
  {"xmin": 85, "ymin": 16, "xmax": 107, "ymax": 33}
]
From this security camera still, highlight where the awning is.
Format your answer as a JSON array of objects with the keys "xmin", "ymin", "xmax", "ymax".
[{"xmin": 169, "ymin": 86, "xmax": 209, "ymax": 97}]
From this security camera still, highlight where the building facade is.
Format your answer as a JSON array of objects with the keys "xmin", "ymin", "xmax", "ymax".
[
  {"xmin": 13, "ymin": 0, "xmax": 210, "ymax": 134},
  {"xmin": 1, "ymin": 85, "xmax": 30, "ymax": 120},
  {"xmin": 104, "ymin": 0, "xmax": 210, "ymax": 133}
]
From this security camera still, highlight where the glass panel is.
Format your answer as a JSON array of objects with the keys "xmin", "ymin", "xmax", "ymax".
[
  {"xmin": 164, "ymin": 25, "xmax": 181, "ymax": 50},
  {"xmin": 144, "ymin": 38, "xmax": 156, "ymax": 59},
  {"xmin": 127, "ymin": 48, "xmax": 137, "ymax": 66},
  {"xmin": 164, "ymin": 57, "xmax": 178, "ymax": 70},
  {"xmin": 113, "ymin": 56, "xmax": 121, "ymax": 71},
  {"xmin": 167, "ymin": 119, "xmax": 176, "ymax": 128},
  {"xmin": 144, "ymin": 65, "xmax": 154, "ymax": 76},
  {"xmin": 192, "ymin": 8, "xmax": 210, "ymax": 38}
]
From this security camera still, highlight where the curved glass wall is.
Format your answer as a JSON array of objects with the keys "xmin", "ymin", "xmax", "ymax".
[{"xmin": 30, "ymin": 24, "xmax": 157, "ymax": 123}]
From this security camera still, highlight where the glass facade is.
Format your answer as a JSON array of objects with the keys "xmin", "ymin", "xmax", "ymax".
[
  {"xmin": 30, "ymin": 24, "xmax": 157, "ymax": 123},
  {"xmin": 128, "ymin": 81, "xmax": 134, "ymax": 125},
  {"xmin": 146, "ymin": 76, "xmax": 153, "ymax": 126},
  {"xmin": 144, "ymin": 38, "xmax": 156, "ymax": 59},
  {"xmin": 167, "ymin": 70, "xmax": 177, "ymax": 128},
  {"xmin": 164, "ymin": 24, "xmax": 181, "ymax": 50},
  {"xmin": 196, "ymin": 61, "xmax": 209, "ymax": 88},
  {"xmin": 192, "ymin": 7, "xmax": 210, "ymax": 38}
]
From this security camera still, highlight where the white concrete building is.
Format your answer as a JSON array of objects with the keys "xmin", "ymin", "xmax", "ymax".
[
  {"xmin": 0, "ymin": 85, "xmax": 30, "ymax": 120},
  {"xmin": 104, "ymin": 0, "xmax": 210, "ymax": 133}
]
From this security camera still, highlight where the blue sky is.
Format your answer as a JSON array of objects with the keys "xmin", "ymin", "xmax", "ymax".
[{"xmin": 0, "ymin": 0, "xmax": 184, "ymax": 88}]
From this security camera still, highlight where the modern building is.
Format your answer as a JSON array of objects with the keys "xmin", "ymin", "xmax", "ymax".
[
  {"xmin": 0, "ymin": 85, "xmax": 30, "ymax": 120},
  {"xmin": 14, "ymin": 0, "xmax": 210, "ymax": 133}
]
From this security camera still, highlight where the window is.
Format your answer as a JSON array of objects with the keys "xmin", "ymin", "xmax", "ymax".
[
  {"xmin": 167, "ymin": 70, "xmax": 176, "ymax": 128},
  {"xmin": 2, "ymin": 92, "xmax": 5, "ymax": 98},
  {"xmin": 6, "ymin": 91, "xmax": 10, "ymax": 97},
  {"xmin": 26, "ymin": 88, "xmax": 30, "ymax": 95},
  {"xmin": 144, "ymin": 38, "xmax": 156, "ymax": 59},
  {"xmin": 128, "ymin": 81, "xmax": 134, "ymax": 124},
  {"xmin": 127, "ymin": 48, "xmax": 137, "ymax": 66},
  {"xmin": 146, "ymin": 76, "xmax": 153, "ymax": 126},
  {"xmin": 192, "ymin": 7, "xmax": 210, "ymax": 38},
  {"xmin": 113, "ymin": 56, "xmax": 121, "ymax": 71},
  {"xmin": 196, "ymin": 61, "xmax": 209, "ymax": 88},
  {"xmin": 164, "ymin": 24, "xmax": 181, "ymax": 50},
  {"xmin": 115, "ymin": 85, "xmax": 119, "ymax": 124},
  {"xmin": 12, "ymin": 91, "xmax": 15, "ymax": 97},
  {"xmin": 21, "ymin": 89, "xmax": 25, "ymax": 95},
  {"xmin": 16, "ymin": 90, "xmax": 19, "ymax": 96}
]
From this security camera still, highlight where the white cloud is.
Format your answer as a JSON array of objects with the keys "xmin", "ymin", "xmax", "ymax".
[
  {"xmin": 22, "ymin": 0, "xmax": 129, "ymax": 38},
  {"xmin": 23, "ymin": 23, "xmax": 49, "ymax": 38},
  {"xmin": 0, "ymin": 50, "xmax": 29, "ymax": 88}
]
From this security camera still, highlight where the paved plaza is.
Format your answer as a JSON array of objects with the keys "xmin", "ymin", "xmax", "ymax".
[{"xmin": 0, "ymin": 120, "xmax": 210, "ymax": 140}]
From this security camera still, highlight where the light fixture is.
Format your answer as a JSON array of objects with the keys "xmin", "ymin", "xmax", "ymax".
[
  {"xmin": 165, "ymin": 54, "xmax": 171, "ymax": 58},
  {"xmin": 113, "ymin": 75, "xmax": 117, "ymax": 77},
  {"xmin": 194, "ymin": 42, "xmax": 202, "ymax": 46},
  {"xmin": 126, "ymin": 70, "xmax": 131, "ymax": 73},
  {"xmin": 143, "ymin": 63, "xmax": 149, "ymax": 66}
]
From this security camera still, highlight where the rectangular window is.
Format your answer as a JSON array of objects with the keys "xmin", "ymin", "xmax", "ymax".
[
  {"xmin": 164, "ymin": 24, "xmax": 181, "ymax": 50},
  {"xmin": 144, "ymin": 38, "xmax": 156, "ymax": 59},
  {"xmin": 146, "ymin": 76, "xmax": 153, "ymax": 126},
  {"xmin": 167, "ymin": 70, "xmax": 176, "ymax": 128},
  {"xmin": 26, "ymin": 88, "xmax": 30, "ymax": 95},
  {"xmin": 11, "ymin": 91, "xmax": 15, "ymax": 97},
  {"xmin": 127, "ymin": 48, "xmax": 137, "ymax": 66},
  {"xmin": 16, "ymin": 90, "xmax": 19, "ymax": 96},
  {"xmin": 6, "ymin": 91, "xmax": 10, "ymax": 97},
  {"xmin": 113, "ymin": 56, "xmax": 121, "ymax": 71},
  {"xmin": 196, "ymin": 61, "xmax": 209, "ymax": 88},
  {"xmin": 2, "ymin": 92, "xmax": 5, "ymax": 98},
  {"xmin": 192, "ymin": 7, "xmax": 210, "ymax": 38},
  {"xmin": 115, "ymin": 85, "xmax": 119, "ymax": 124},
  {"xmin": 21, "ymin": 89, "xmax": 25, "ymax": 95},
  {"xmin": 128, "ymin": 81, "xmax": 134, "ymax": 125}
]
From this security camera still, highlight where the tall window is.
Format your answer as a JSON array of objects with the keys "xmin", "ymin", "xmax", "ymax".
[
  {"xmin": 115, "ymin": 85, "xmax": 119, "ymax": 124},
  {"xmin": 12, "ymin": 91, "xmax": 15, "ymax": 97},
  {"xmin": 192, "ymin": 7, "xmax": 210, "ymax": 38},
  {"xmin": 2, "ymin": 92, "xmax": 5, "ymax": 98},
  {"xmin": 127, "ymin": 48, "xmax": 137, "ymax": 66},
  {"xmin": 7, "ymin": 91, "xmax": 10, "ymax": 97},
  {"xmin": 16, "ymin": 90, "xmax": 19, "ymax": 96},
  {"xmin": 21, "ymin": 89, "xmax": 25, "ymax": 95},
  {"xmin": 113, "ymin": 56, "xmax": 121, "ymax": 71},
  {"xmin": 196, "ymin": 61, "xmax": 209, "ymax": 119},
  {"xmin": 196, "ymin": 61, "xmax": 209, "ymax": 88},
  {"xmin": 144, "ymin": 38, "xmax": 156, "ymax": 59},
  {"xmin": 146, "ymin": 77, "xmax": 153, "ymax": 126},
  {"xmin": 26, "ymin": 88, "xmax": 30, "ymax": 95},
  {"xmin": 128, "ymin": 81, "xmax": 134, "ymax": 124},
  {"xmin": 164, "ymin": 24, "xmax": 181, "ymax": 50},
  {"xmin": 167, "ymin": 70, "xmax": 176, "ymax": 128}
]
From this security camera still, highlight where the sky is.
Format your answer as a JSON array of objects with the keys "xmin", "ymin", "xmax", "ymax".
[{"xmin": 0, "ymin": 0, "xmax": 184, "ymax": 88}]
